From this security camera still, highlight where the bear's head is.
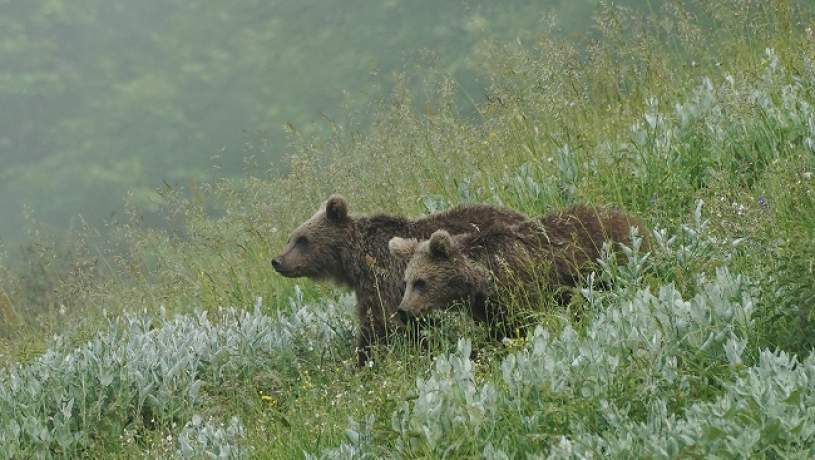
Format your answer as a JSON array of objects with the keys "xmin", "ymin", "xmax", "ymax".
[
  {"xmin": 272, "ymin": 195, "xmax": 351, "ymax": 282},
  {"xmin": 389, "ymin": 229, "xmax": 478, "ymax": 321}
]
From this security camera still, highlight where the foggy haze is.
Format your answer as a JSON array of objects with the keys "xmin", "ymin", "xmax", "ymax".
[{"xmin": 0, "ymin": 0, "xmax": 600, "ymax": 243}]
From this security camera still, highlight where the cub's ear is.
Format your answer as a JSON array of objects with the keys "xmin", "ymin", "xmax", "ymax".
[
  {"xmin": 429, "ymin": 230, "xmax": 454, "ymax": 259},
  {"xmin": 389, "ymin": 237, "xmax": 418, "ymax": 258},
  {"xmin": 325, "ymin": 195, "xmax": 349, "ymax": 222}
]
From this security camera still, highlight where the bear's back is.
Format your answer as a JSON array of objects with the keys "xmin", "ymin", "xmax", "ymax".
[{"xmin": 456, "ymin": 205, "xmax": 646, "ymax": 286}]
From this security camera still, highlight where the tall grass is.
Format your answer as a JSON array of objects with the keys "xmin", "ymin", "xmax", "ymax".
[{"xmin": 0, "ymin": 0, "xmax": 814, "ymax": 457}]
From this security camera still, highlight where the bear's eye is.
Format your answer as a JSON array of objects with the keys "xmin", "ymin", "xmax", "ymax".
[
  {"xmin": 295, "ymin": 236, "xmax": 308, "ymax": 246},
  {"xmin": 413, "ymin": 279, "xmax": 426, "ymax": 291}
]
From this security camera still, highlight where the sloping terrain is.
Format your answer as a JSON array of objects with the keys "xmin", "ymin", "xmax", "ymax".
[{"xmin": 1, "ymin": 2, "xmax": 814, "ymax": 458}]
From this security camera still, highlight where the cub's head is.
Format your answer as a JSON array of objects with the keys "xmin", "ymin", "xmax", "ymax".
[
  {"xmin": 389, "ymin": 230, "xmax": 472, "ymax": 321},
  {"xmin": 272, "ymin": 195, "xmax": 351, "ymax": 281}
]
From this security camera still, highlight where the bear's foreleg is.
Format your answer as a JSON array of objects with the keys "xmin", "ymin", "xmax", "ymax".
[{"xmin": 354, "ymin": 296, "xmax": 392, "ymax": 367}]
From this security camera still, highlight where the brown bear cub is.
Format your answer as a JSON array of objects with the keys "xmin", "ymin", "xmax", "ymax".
[
  {"xmin": 272, "ymin": 195, "xmax": 527, "ymax": 366},
  {"xmin": 389, "ymin": 205, "xmax": 648, "ymax": 336}
]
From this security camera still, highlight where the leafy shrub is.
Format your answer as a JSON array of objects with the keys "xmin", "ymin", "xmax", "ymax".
[
  {"xmin": 393, "ymin": 339, "xmax": 498, "ymax": 457},
  {"xmin": 176, "ymin": 416, "xmax": 249, "ymax": 460},
  {"xmin": 0, "ymin": 292, "xmax": 353, "ymax": 458},
  {"xmin": 549, "ymin": 350, "xmax": 815, "ymax": 459}
]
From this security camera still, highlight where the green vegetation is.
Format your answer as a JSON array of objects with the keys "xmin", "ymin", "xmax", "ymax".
[{"xmin": 2, "ymin": 0, "xmax": 815, "ymax": 458}]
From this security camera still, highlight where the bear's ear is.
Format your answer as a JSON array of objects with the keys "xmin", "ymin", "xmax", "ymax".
[
  {"xmin": 429, "ymin": 230, "xmax": 454, "ymax": 260},
  {"xmin": 325, "ymin": 195, "xmax": 349, "ymax": 223},
  {"xmin": 389, "ymin": 237, "xmax": 418, "ymax": 258}
]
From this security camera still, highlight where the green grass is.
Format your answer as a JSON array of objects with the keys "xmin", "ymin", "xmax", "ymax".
[{"xmin": 1, "ymin": 1, "xmax": 815, "ymax": 458}]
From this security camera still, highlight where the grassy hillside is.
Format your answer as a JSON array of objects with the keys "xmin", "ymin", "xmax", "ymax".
[{"xmin": 1, "ymin": 1, "xmax": 815, "ymax": 457}]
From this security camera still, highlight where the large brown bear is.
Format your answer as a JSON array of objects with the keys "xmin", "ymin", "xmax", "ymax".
[
  {"xmin": 272, "ymin": 195, "xmax": 527, "ymax": 366},
  {"xmin": 389, "ymin": 205, "xmax": 648, "ymax": 334}
]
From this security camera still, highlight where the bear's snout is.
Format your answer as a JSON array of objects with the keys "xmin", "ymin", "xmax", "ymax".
[
  {"xmin": 397, "ymin": 309, "xmax": 412, "ymax": 325},
  {"xmin": 272, "ymin": 257, "xmax": 292, "ymax": 276},
  {"xmin": 271, "ymin": 257, "xmax": 283, "ymax": 270},
  {"xmin": 397, "ymin": 305, "xmax": 417, "ymax": 325}
]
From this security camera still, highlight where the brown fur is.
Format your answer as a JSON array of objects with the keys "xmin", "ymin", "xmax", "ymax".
[
  {"xmin": 390, "ymin": 205, "xmax": 648, "ymax": 334},
  {"xmin": 272, "ymin": 195, "xmax": 527, "ymax": 366}
]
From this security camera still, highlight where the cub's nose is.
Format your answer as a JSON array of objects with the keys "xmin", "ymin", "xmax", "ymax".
[
  {"xmin": 398, "ymin": 308, "xmax": 414, "ymax": 325},
  {"xmin": 271, "ymin": 258, "xmax": 283, "ymax": 271}
]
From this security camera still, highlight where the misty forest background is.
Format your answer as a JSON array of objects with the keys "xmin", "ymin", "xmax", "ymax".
[
  {"xmin": 1, "ymin": 0, "xmax": 593, "ymax": 243},
  {"xmin": 1, "ymin": 0, "xmax": 815, "ymax": 458}
]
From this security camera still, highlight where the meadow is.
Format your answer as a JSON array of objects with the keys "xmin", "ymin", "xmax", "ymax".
[{"xmin": 1, "ymin": 1, "xmax": 814, "ymax": 458}]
